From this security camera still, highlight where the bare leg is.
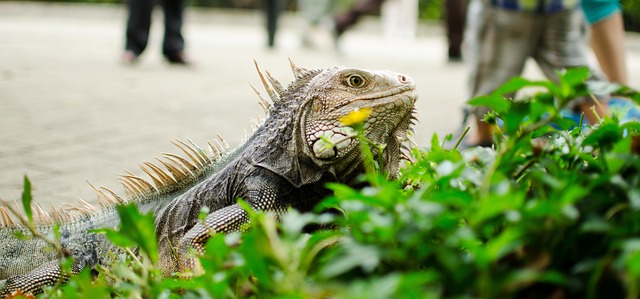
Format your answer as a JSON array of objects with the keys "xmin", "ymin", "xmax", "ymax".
[
  {"xmin": 590, "ymin": 12, "xmax": 627, "ymax": 84},
  {"xmin": 470, "ymin": 119, "xmax": 493, "ymax": 146}
]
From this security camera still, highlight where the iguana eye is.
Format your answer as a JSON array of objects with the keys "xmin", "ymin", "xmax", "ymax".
[{"xmin": 346, "ymin": 74, "xmax": 366, "ymax": 88}]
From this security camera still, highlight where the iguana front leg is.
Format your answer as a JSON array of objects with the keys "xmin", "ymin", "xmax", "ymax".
[{"xmin": 177, "ymin": 175, "xmax": 289, "ymax": 273}]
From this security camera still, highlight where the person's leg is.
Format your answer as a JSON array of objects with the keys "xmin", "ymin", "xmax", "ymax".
[
  {"xmin": 161, "ymin": 0, "xmax": 186, "ymax": 59},
  {"xmin": 466, "ymin": 7, "xmax": 535, "ymax": 145},
  {"xmin": 590, "ymin": 11, "xmax": 627, "ymax": 84},
  {"xmin": 125, "ymin": 0, "xmax": 155, "ymax": 56},
  {"xmin": 265, "ymin": 0, "xmax": 282, "ymax": 48},
  {"xmin": 445, "ymin": 0, "xmax": 467, "ymax": 61},
  {"xmin": 534, "ymin": 8, "xmax": 608, "ymax": 124}
]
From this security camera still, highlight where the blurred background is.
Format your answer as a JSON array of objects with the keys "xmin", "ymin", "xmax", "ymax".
[{"xmin": 0, "ymin": 0, "xmax": 639, "ymax": 208}]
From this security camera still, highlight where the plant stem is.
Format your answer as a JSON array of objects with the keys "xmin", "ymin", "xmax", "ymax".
[{"xmin": 453, "ymin": 126, "xmax": 470, "ymax": 150}]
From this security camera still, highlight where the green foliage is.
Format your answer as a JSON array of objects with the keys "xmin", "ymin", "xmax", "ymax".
[
  {"xmin": 21, "ymin": 176, "xmax": 33, "ymax": 224},
  {"xmin": 95, "ymin": 204, "xmax": 159, "ymax": 264},
  {"xmin": 22, "ymin": 68, "xmax": 640, "ymax": 298}
]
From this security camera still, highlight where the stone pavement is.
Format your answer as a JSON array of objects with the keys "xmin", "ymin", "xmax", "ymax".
[{"xmin": 0, "ymin": 2, "xmax": 639, "ymax": 208}]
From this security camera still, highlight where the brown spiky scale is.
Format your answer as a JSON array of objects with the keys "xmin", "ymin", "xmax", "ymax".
[
  {"xmin": 100, "ymin": 187, "xmax": 125, "ymax": 204},
  {"xmin": 216, "ymin": 134, "xmax": 230, "ymax": 150},
  {"xmin": 34, "ymin": 202, "xmax": 52, "ymax": 225},
  {"xmin": 76, "ymin": 198, "xmax": 99, "ymax": 214},
  {"xmin": 287, "ymin": 58, "xmax": 310, "ymax": 78},
  {"xmin": 187, "ymin": 139, "xmax": 212, "ymax": 165},
  {"xmin": 206, "ymin": 141, "xmax": 221, "ymax": 159},
  {"xmin": 0, "ymin": 206, "xmax": 15, "ymax": 227},
  {"xmin": 250, "ymin": 83, "xmax": 273, "ymax": 114},
  {"xmin": 139, "ymin": 163, "xmax": 167, "ymax": 189},
  {"xmin": 60, "ymin": 208, "xmax": 83, "ymax": 219},
  {"xmin": 265, "ymin": 70, "xmax": 284, "ymax": 97},
  {"xmin": 144, "ymin": 161, "xmax": 177, "ymax": 186},
  {"xmin": 171, "ymin": 140, "xmax": 205, "ymax": 169},
  {"xmin": 118, "ymin": 176, "xmax": 141, "ymax": 198},
  {"xmin": 162, "ymin": 154, "xmax": 197, "ymax": 176},
  {"xmin": 176, "ymin": 139, "xmax": 208, "ymax": 166},
  {"xmin": 214, "ymin": 134, "xmax": 230, "ymax": 157},
  {"xmin": 156, "ymin": 158, "xmax": 189, "ymax": 182},
  {"xmin": 94, "ymin": 191, "xmax": 111, "ymax": 208},
  {"xmin": 253, "ymin": 60, "xmax": 280, "ymax": 103},
  {"xmin": 86, "ymin": 181, "xmax": 111, "ymax": 206},
  {"xmin": 49, "ymin": 204, "xmax": 64, "ymax": 223},
  {"xmin": 213, "ymin": 140, "xmax": 227, "ymax": 157},
  {"xmin": 123, "ymin": 174, "xmax": 156, "ymax": 193},
  {"xmin": 163, "ymin": 153, "xmax": 198, "ymax": 174}
]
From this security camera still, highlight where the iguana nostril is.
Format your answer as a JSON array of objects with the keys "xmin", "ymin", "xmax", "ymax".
[{"xmin": 399, "ymin": 75, "xmax": 408, "ymax": 83}]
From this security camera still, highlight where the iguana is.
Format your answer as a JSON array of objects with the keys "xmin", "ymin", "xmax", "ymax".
[{"xmin": 0, "ymin": 60, "xmax": 417, "ymax": 297}]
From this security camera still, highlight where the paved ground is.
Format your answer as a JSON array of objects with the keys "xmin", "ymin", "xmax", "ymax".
[{"xmin": 1, "ymin": 2, "xmax": 639, "ymax": 208}]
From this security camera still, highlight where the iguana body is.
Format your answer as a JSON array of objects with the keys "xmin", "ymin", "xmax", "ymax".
[{"xmin": 0, "ymin": 61, "xmax": 417, "ymax": 297}]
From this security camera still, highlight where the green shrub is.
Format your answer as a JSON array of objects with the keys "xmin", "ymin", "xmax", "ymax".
[{"xmin": 11, "ymin": 68, "xmax": 640, "ymax": 298}]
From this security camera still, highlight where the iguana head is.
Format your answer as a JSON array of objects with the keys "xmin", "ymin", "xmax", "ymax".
[
  {"xmin": 252, "ymin": 62, "xmax": 417, "ymax": 186},
  {"xmin": 299, "ymin": 66, "xmax": 417, "ymax": 165}
]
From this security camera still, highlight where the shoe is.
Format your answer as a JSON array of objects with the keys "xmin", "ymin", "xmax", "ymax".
[
  {"xmin": 121, "ymin": 50, "xmax": 138, "ymax": 65},
  {"xmin": 448, "ymin": 54, "xmax": 463, "ymax": 63},
  {"xmin": 447, "ymin": 48, "xmax": 462, "ymax": 63},
  {"xmin": 165, "ymin": 51, "xmax": 191, "ymax": 65}
]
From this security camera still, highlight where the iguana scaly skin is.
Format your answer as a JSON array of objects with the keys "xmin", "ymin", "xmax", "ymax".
[{"xmin": 0, "ymin": 61, "xmax": 417, "ymax": 297}]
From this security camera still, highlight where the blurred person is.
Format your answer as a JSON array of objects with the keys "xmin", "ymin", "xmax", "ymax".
[
  {"xmin": 462, "ymin": 0, "xmax": 608, "ymax": 147},
  {"xmin": 582, "ymin": 0, "xmax": 627, "ymax": 84},
  {"xmin": 122, "ymin": 0, "xmax": 190, "ymax": 65}
]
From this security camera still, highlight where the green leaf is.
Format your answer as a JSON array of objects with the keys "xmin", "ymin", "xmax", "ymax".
[
  {"xmin": 580, "ymin": 216, "xmax": 612, "ymax": 233},
  {"xmin": 299, "ymin": 230, "xmax": 341, "ymax": 273},
  {"xmin": 605, "ymin": 137, "xmax": 632, "ymax": 173},
  {"xmin": 21, "ymin": 175, "xmax": 33, "ymax": 223},
  {"xmin": 119, "ymin": 204, "xmax": 159, "ymax": 264},
  {"xmin": 468, "ymin": 95, "xmax": 511, "ymax": 113},
  {"xmin": 94, "ymin": 204, "xmax": 158, "ymax": 264},
  {"xmin": 583, "ymin": 120, "xmax": 622, "ymax": 149},
  {"xmin": 238, "ymin": 227, "xmax": 273, "ymax": 288},
  {"xmin": 558, "ymin": 67, "xmax": 590, "ymax": 99},
  {"xmin": 93, "ymin": 227, "xmax": 136, "ymax": 248},
  {"xmin": 492, "ymin": 77, "xmax": 532, "ymax": 95},
  {"xmin": 502, "ymin": 101, "xmax": 530, "ymax": 135},
  {"xmin": 484, "ymin": 228, "xmax": 523, "ymax": 263},
  {"xmin": 320, "ymin": 238, "xmax": 380, "ymax": 278},
  {"xmin": 470, "ymin": 191, "xmax": 525, "ymax": 227},
  {"xmin": 501, "ymin": 270, "xmax": 566, "ymax": 292},
  {"xmin": 616, "ymin": 85, "xmax": 640, "ymax": 105}
]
